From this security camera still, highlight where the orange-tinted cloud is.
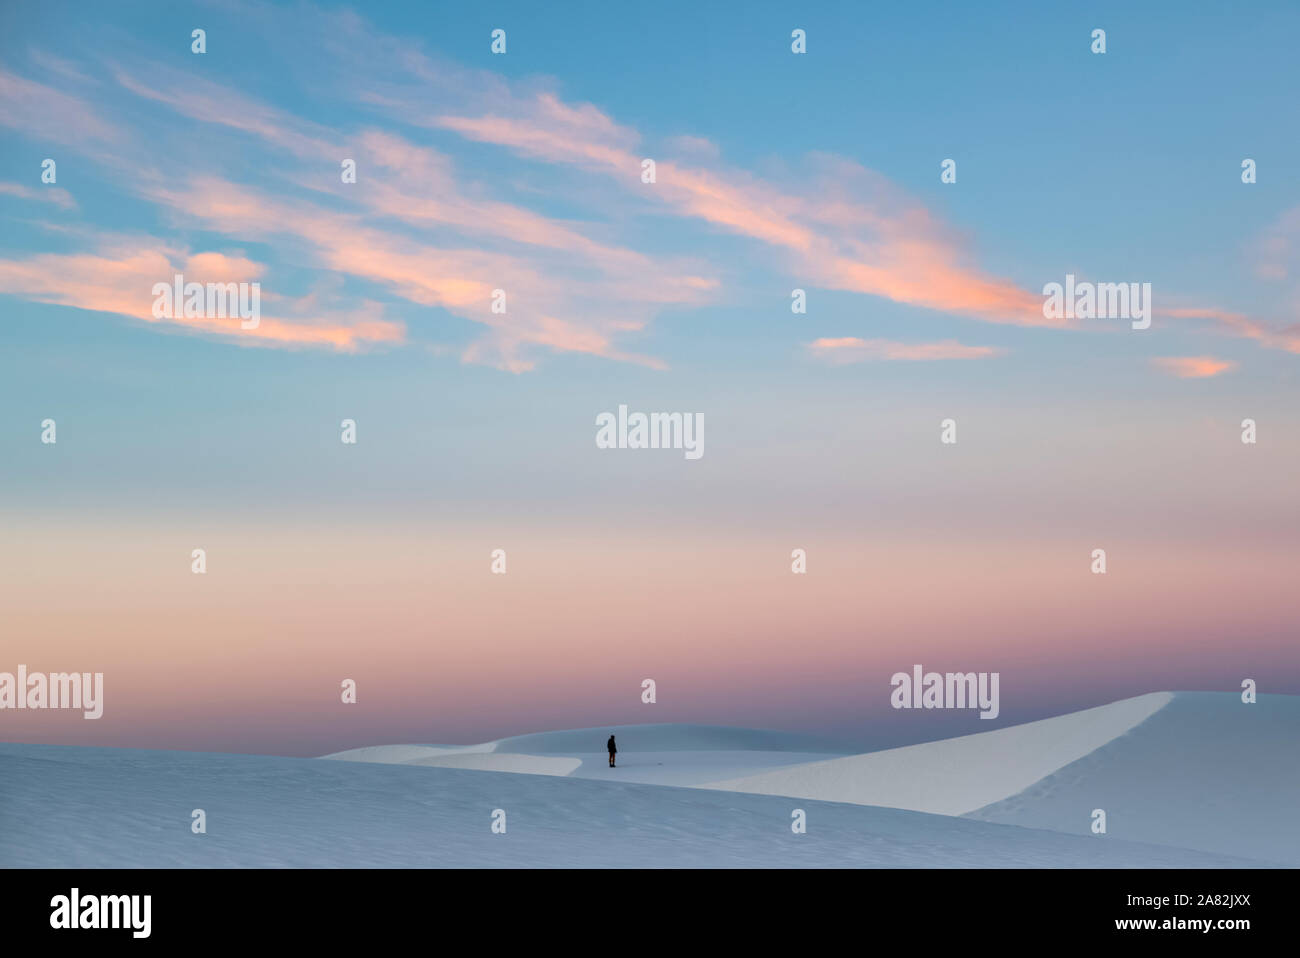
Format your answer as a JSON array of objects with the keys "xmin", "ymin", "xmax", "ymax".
[
  {"xmin": 1151, "ymin": 356, "xmax": 1238, "ymax": 379},
  {"xmin": 433, "ymin": 100, "xmax": 1063, "ymax": 329},
  {"xmin": 0, "ymin": 240, "xmax": 404, "ymax": 350},
  {"xmin": 96, "ymin": 72, "xmax": 718, "ymax": 370},
  {"xmin": 808, "ymin": 337, "xmax": 1004, "ymax": 364},
  {"xmin": 0, "ymin": 68, "xmax": 120, "ymax": 144},
  {"xmin": 1161, "ymin": 307, "xmax": 1300, "ymax": 354},
  {"xmin": 111, "ymin": 65, "xmax": 338, "ymax": 160},
  {"xmin": 1253, "ymin": 205, "xmax": 1300, "ymax": 281},
  {"xmin": 0, "ymin": 181, "xmax": 76, "ymax": 210},
  {"xmin": 7, "ymin": 15, "xmax": 1295, "ymax": 368},
  {"xmin": 137, "ymin": 175, "xmax": 705, "ymax": 370}
]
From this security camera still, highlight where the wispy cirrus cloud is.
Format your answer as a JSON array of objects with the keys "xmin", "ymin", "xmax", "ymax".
[
  {"xmin": 1253, "ymin": 205, "xmax": 1300, "ymax": 282},
  {"xmin": 0, "ymin": 55, "xmax": 716, "ymax": 369},
  {"xmin": 1151, "ymin": 356, "xmax": 1238, "ymax": 379},
  {"xmin": 1, "ymin": 2, "xmax": 1295, "ymax": 373},
  {"xmin": 317, "ymin": 11, "xmax": 1288, "ymax": 354},
  {"xmin": 0, "ymin": 237, "xmax": 403, "ymax": 350},
  {"xmin": 267, "ymin": 16, "xmax": 1062, "ymax": 331},
  {"xmin": 136, "ymin": 173, "xmax": 702, "ymax": 371},
  {"xmin": 109, "ymin": 64, "xmax": 338, "ymax": 160},
  {"xmin": 0, "ymin": 68, "xmax": 120, "ymax": 144},
  {"xmin": 808, "ymin": 337, "xmax": 1005, "ymax": 364},
  {"xmin": 433, "ymin": 106, "xmax": 1051, "ymax": 326},
  {"xmin": 0, "ymin": 180, "xmax": 76, "ymax": 210},
  {"xmin": 1161, "ymin": 306, "xmax": 1300, "ymax": 355}
]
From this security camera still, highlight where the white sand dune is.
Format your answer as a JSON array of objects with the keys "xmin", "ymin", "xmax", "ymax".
[
  {"xmin": 2, "ymin": 692, "xmax": 1292, "ymax": 867},
  {"xmin": 320, "ymin": 694, "xmax": 1300, "ymax": 863},
  {"xmin": 322, "ymin": 742, "xmax": 497, "ymax": 763},
  {"xmin": 0, "ymin": 741, "xmax": 1269, "ymax": 868},
  {"xmin": 403, "ymin": 753, "xmax": 582, "ymax": 775},
  {"xmin": 493, "ymin": 723, "xmax": 849, "ymax": 754},
  {"xmin": 965, "ymin": 691, "xmax": 1300, "ymax": 865},
  {"xmin": 692, "ymin": 691, "xmax": 1300, "ymax": 865},
  {"xmin": 321, "ymin": 723, "xmax": 850, "ymax": 785},
  {"xmin": 697, "ymin": 692, "xmax": 1174, "ymax": 816}
]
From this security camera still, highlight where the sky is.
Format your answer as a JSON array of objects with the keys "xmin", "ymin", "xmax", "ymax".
[{"xmin": 1, "ymin": 0, "xmax": 1298, "ymax": 755}]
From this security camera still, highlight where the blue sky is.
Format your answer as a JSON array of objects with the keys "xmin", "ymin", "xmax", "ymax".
[{"xmin": 2, "ymin": 0, "xmax": 1299, "ymax": 513}]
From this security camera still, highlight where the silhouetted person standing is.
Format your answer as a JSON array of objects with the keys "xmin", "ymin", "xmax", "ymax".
[{"xmin": 607, "ymin": 734, "xmax": 617, "ymax": 767}]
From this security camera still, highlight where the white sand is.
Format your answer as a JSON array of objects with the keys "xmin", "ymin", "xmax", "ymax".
[{"xmin": 698, "ymin": 692, "xmax": 1174, "ymax": 815}]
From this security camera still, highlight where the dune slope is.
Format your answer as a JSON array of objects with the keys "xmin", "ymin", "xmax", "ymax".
[
  {"xmin": 0, "ymin": 741, "xmax": 1268, "ymax": 868},
  {"xmin": 699, "ymin": 692, "xmax": 1174, "ymax": 815},
  {"xmin": 966, "ymin": 692, "xmax": 1300, "ymax": 865}
]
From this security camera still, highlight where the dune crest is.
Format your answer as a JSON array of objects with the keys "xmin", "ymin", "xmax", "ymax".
[{"xmin": 698, "ymin": 692, "xmax": 1174, "ymax": 815}]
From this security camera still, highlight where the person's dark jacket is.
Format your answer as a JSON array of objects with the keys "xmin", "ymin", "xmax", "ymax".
[{"xmin": 607, "ymin": 736, "xmax": 617, "ymax": 754}]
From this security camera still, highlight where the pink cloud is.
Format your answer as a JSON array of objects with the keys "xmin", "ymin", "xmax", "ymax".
[
  {"xmin": 0, "ymin": 240, "xmax": 403, "ymax": 351},
  {"xmin": 0, "ymin": 181, "xmax": 76, "ymax": 210},
  {"xmin": 111, "ymin": 66, "xmax": 337, "ymax": 159},
  {"xmin": 1151, "ymin": 356, "xmax": 1238, "ymax": 379},
  {"xmin": 1162, "ymin": 307, "xmax": 1300, "ymax": 354},
  {"xmin": 808, "ymin": 337, "xmax": 1005, "ymax": 364},
  {"xmin": 432, "ymin": 97, "xmax": 1058, "ymax": 329},
  {"xmin": 137, "ymin": 176, "xmax": 705, "ymax": 371},
  {"xmin": 1253, "ymin": 205, "xmax": 1300, "ymax": 281},
  {"xmin": 8, "ymin": 12, "xmax": 1294, "ymax": 368},
  {"xmin": 0, "ymin": 69, "xmax": 120, "ymax": 145},
  {"xmin": 348, "ymin": 130, "xmax": 709, "ymax": 287},
  {"xmin": 88, "ymin": 72, "xmax": 718, "ymax": 370}
]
